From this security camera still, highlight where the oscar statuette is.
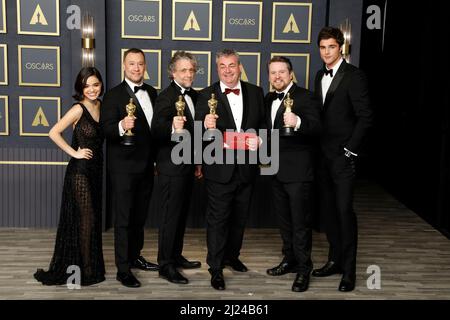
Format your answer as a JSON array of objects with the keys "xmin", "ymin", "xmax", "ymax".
[
  {"xmin": 121, "ymin": 98, "xmax": 136, "ymax": 146},
  {"xmin": 280, "ymin": 92, "xmax": 295, "ymax": 137},
  {"xmin": 172, "ymin": 95, "xmax": 187, "ymax": 143},
  {"xmin": 203, "ymin": 93, "xmax": 218, "ymax": 141}
]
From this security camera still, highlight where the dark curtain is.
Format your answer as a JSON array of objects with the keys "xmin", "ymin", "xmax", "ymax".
[{"xmin": 360, "ymin": 0, "xmax": 450, "ymax": 236}]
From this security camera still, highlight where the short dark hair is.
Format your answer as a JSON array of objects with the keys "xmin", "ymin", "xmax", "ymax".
[
  {"xmin": 123, "ymin": 48, "xmax": 146, "ymax": 62},
  {"xmin": 168, "ymin": 51, "xmax": 197, "ymax": 79},
  {"xmin": 73, "ymin": 67, "xmax": 104, "ymax": 101},
  {"xmin": 215, "ymin": 49, "xmax": 240, "ymax": 64},
  {"xmin": 317, "ymin": 27, "xmax": 344, "ymax": 47},
  {"xmin": 267, "ymin": 56, "xmax": 293, "ymax": 73}
]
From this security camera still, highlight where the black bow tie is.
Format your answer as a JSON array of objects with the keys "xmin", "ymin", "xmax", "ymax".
[
  {"xmin": 323, "ymin": 68, "xmax": 333, "ymax": 77},
  {"xmin": 182, "ymin": 89, "xmax": 192, "ymax": 97},
  {"xmin": 275, "ymin": 92, "xmax": 285, "ymax": 100},
  {"xmin": 134, "ymin": 85, "xmax": 144, "ymax": 93}
]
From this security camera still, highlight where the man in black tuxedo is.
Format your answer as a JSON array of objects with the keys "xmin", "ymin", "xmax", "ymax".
[
  {"xmin": 100, "ymin": 48, "xmax": 158, "ymax": 288},
  {"xmin": 264, "ymin": 56, "xmax": 321, "ymax": 292},
  {"xmin": 151, "ymin": 51, "xmax": 202, "ymax": 285},
  {"xmin": 311, "ymin": 27, "xmax": 373, "ymax": 292},
  {"xmin": 195, "ymin": 49, "xmax": 266, "ymax": 290}
]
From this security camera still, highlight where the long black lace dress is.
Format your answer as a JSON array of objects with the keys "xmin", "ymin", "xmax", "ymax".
[{"xmin": 34, "ymin": 103, "xmax": 105, "ymax": 286}]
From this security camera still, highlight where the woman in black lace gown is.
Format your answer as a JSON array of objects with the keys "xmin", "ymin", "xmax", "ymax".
[{"xmin": 34, "ymin": 67, "xmax": 106, "ymax": 286}]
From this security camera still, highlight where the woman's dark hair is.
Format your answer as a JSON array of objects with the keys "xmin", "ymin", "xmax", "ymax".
[{"xmin": 73, "ymin": 67, "xmax": 104, "ymax": 101}]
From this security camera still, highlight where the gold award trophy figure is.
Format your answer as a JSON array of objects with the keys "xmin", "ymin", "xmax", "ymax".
[
  {"xmin": 203, "ymin": 93, "xmax": 218, "ymax": 141},
  {"xmin": 122, "ymin": 98, "xmax": 137, "ymax": 145},
  {"xmin": 173, "ymin": 95, "xmax": 187, "ymax": 142},
  {"xmin": 280, "ymin": 92, "xmax": 295, "ymax": 137}
]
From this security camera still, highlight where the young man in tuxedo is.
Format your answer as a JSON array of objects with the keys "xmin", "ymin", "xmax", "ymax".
[
  {"xmin": 151, "ymin": 51, "xmax": 202, "ymax": 285},
  {"xmin": 312, "ymin": 27, "xmax": 373, "ymax": 292},
  {"xmin": 100, "ymin": 48, "xmax": 158, "ymax": 288},
  {"xmin": 195, "ymin": 49, "xmax": 266, "ymax": 290},
  {"xmin": 264, "ymin": 56, "xmax": 321, "ymax": 292}
]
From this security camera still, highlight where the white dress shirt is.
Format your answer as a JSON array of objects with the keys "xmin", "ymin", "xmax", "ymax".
[
  {"xmin": 220, "ymin": 81, "xmax": 243, "ymax": 131},
  {"xmin": 271, "ymin": 82, "xmax": 301, "ymax": 130},
  {"xmin": 119, "ymin": 78, "xmax": 153, "ymax": 136},
  {"xmin": 321, "ymin": 57, "xmax": 344, "ymax": 104}
]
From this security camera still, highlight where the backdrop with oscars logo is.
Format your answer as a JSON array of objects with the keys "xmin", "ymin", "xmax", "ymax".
[{"xmin": 0, "ymin": 0, "xmax": 363, "ymax": 227}]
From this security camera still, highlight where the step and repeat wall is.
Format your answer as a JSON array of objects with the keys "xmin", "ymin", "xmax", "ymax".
[
  {"xmin": 0, "ymin": 0, "xmax": 362, "ymax": 227},
  {"xmin": 106, "ymin": 0, "xmax": 326, "ymax": 94}
]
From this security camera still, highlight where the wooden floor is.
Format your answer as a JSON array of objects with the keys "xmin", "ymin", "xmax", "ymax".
[{"xmin": 1, "ymin": 181, "xmax": 450, "ymax": 300}]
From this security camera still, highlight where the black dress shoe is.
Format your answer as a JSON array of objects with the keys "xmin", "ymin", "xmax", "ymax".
[
  {"xmin": 159, "ymin": 265, "xmax": 189, "ymax": 284},
  {"xmin": 292, "ymin": 273, "xmax": 310, "ymax": 292},
  {"xmin": 266, "ymin": 261, "xmax": 298, "ymax": 276},
  {"xmin": 338, "ymin": 273, "xmax": 356, "ymax": 292},
  {"xmin": 312, "ymin": 261, "xmax": 342, "ymax": 277},
  {"xmin": 223, "ymin": 259, "xmax": 248, "ymax": 272},
  {"xmin": 210, "ymin": 270, "xmax": 225, "ymax": 290},
  {"xmin": 131, "ymin": 256, "xmax": 159, "ymax": 271},
  {"xmin": 116, "ymin": 272, "xmax": 141, "ymax": 288},
  {"xmin": 175, "ymin": 256, "xmax": 202, "ymax": 269}
]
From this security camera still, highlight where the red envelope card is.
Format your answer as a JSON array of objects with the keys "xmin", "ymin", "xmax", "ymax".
[{"xmin": 223, "ymin": 132, "xmax": 257, "ymax": 150}]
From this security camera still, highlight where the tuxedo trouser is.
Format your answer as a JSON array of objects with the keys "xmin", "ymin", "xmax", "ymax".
[
  {"xmin": 317, "ymin": 154, "xmax": 357, "ymax": 274},
  {"xmin": 205, "ymin": 170, "xmax": 253, "ymax": 271},
  {"xmin": 110, "ymin": 170, "xmax": 153, "ymax": 273},
  {"xmin": 271, "ymin": 177, "xmax": 313, "ymax": 275},
  {"xmin": 157, "ymin": 173, "xmax": 193, "ymax": 268}
]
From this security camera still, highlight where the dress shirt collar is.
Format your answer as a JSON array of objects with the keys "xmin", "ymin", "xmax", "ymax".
[
  {"xmin": 173, "ymin": 80, "xmax": 191, "ymax": 94},
  {"xmin": 125, "ymin": 77, "xmax": 144, "ymax": 92}
]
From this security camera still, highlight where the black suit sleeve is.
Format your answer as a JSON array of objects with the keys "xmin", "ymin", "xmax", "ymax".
[
  {"xmin": 148, "ymin": 87, "xmax": 158, "ymax": 107},
  {"xmin": 256, "ymin": 86, "xmax": 267, "ymax": 131},
  {"xmin": 194, "ymin": 89, "xmax": 210, "ymax": 132},
  {"xmin": 151, "ymin": 93, "xmax": 174, "ymax": 142},
  {"xmin": 346, "ymin": 69, "xmax": 373, "ymax": 153},
  {"xmin": 296, "ymin": 90, "xmax": 322, "ymax": 137},
  {"xmin": 100, "ymin": 90, "xmax": 122, "ymax": 143}
]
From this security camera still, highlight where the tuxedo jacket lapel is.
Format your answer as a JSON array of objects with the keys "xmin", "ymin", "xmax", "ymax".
[
  {"xmin": 316, "ymin": 70, "xmax": 325, "ymax": 106},
  {"xmin": 274, "ymin": 101, "xmax": 284, "ymax": 129},
  {"xmin": 145, "ymin": 84, "xmax": 156, "ymax": 108},
  {"xmin": 183, "ymin": 97, "xmax": 194, "ymax": 124},
  {"xmin": 323, "ymin": 61, "xmax": 347, "ymax": 109},
  {"xmin": 240, "ymin": 81, "xmax": 250, "ymax": 130},
  {"xmin": 215, "ymin": 83, "xmax": 236, "ymax": 131},
  {"xmin": 265, "ymin": 92, "xmax": 276, "ymax": 130}
]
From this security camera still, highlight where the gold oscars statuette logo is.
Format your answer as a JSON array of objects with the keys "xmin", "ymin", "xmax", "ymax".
[
  {"xmin": 31, "ymin": 107, "xmax": 49, "ymax": 127},
  {"xmin": 282, "ymin": 14, "xmax": 300, "ymax": 34},
  {"xmin": 291, "ymin": 72, "xmax": 298, "ymax": 84},
  {"xmin": 29, "ymin": 4, "xmax": 49, "ymax": 26},
  {"xmin": 183, "ymin": 11, "xmax": 201, "ymax": 31},
  {"xmin": 240, "ymin": 64, "xmax": 249, "ymax": 82}
]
